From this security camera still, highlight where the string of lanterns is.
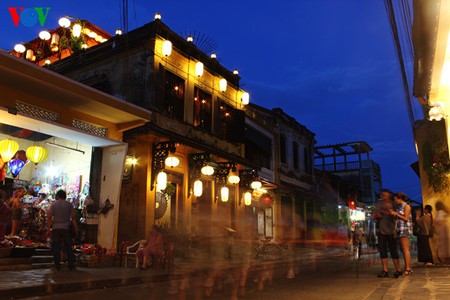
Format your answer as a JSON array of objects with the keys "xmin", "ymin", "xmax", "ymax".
[{"xmin": 0, "ymin": 139, "xmax": 48, "ymax": 180}]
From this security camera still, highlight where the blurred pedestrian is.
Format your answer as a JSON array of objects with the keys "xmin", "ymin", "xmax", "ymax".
[
  {"xmin": 46, "ymin": 189, "xmax": 77, "ymax": 271},
  {"xmin": 416, "ymin": 205, "xmax": 434, "ymax": 265},
  {"xmin": 8, "ymin": 187, "xmax": 25, "ymax": 236},
  {"xmin": 372, "ymin": 189, "xmax": 402, "ymax": 278},
  {"xmin": 434, "ymin": 201, "xmax": 450, "ymax": 264},
  {"xmin": 0, "ymin": 190, "xmax": 11, "ymax": 238},
  {"xmin": 390, "ymin": 192, "xmax": 413, "ymax": 275}
]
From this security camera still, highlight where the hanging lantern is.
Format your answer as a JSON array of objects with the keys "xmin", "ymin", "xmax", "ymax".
[
  {"xmin": 72, "ymin": 23, "xmax": 82, "ymax": 38},
  {"xmin": 26, "ymin": 146, "xmax": 48, "ymax": 165},
  {"xmin": 219, "ymin": 79, "xmax": 227, "ymax": 92},
  {"xmin": 156, "ymin": 171, "xmax": 167, "ymax": 190},
  {"xmin": 58, "ymin": 17, "xmax": 71, "ymax": 28},
  {"xmin": 39, "ymin": 30, "xmax": 51, "ymax": 41},
  {"xmin": 250, "ymin": 180, "xmax": 262, "ymax": 190},
  {"xmin": 14, "ymin": 44, "xmax": 26, "ymax": 54},
  {"xmin": 193, "ymin": 180, "xmax": 203, "ymax": 197},
  {"xmin": 195, "ymin": 62, "xmax": 204, "ymax": 77},
  {"xmin": 165, "ymin": 156, "xmax": 180, "ymax": 168},
  {"xmin": 201, "ymin": 165, "xmax": 214, "ymax": 176},
  {"xmin": 162, "ymin": 40, "xmax": 172, "ymax": 57},
  {"xmin": 244, "ymin": 192, "xmax": 252, "ymax": 206},
  {"xmin": 51, "ymin": 33, "xmax": 60, "ymax": 45},
  {"xmin": 8, "ymin": 159, "xmax": 25, "ymax": 178},
  {"xmin": 25, "ymin": 49, "xmax": 34, "ymax": 61},
  {"xmin": 228, "ymin": 174, "xmax": 240, "ymax": 185},
  {"xmin": 0, "ymin": 139, "xmax": 19, "ymax": 162},
  {"xmin": 221, "ymin": 186, "xmax": 229, "ymax": 202},
  {"xmin": 242, "ymin": 92, "xmax": 250, "ymax": 105}
]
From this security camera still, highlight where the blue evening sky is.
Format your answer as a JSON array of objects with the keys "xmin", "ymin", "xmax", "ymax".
[{"xmin": 0, "ymin": 1, "xmax": 422, "ymax": 201}]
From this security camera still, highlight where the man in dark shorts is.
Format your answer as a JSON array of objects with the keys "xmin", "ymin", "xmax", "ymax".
[
  {"xmin": 46, "ymin": 190, "xmax": 78, "ymax": 270},
  {"xmin": 372, "ymin": 189, "xmax": 402, "ymax": 278}
]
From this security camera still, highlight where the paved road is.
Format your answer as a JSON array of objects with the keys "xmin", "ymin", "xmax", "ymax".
[{"xmin": 21, "ymin": 252, "xmax": 409, "ymax": 300}]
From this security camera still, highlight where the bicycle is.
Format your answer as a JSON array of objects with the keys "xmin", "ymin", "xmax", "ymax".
[{"xmin": 255, "ymin": 238, "xmax": 286, "ymax": 261}]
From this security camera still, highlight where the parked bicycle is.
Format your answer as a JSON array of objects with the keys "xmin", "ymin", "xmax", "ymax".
[{"xmin": 255, "ymin": 238, "xmax": 286, "ymax": 261}]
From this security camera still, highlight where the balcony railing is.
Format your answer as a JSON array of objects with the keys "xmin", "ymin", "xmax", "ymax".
[{"xmin": 315, "ymin": 160, "xmax": 380, "ymax": 174}]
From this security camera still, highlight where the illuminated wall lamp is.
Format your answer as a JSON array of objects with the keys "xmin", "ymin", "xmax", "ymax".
[
  {"xmin": 233, "ymin": 69, "xmax": 239, "ymax": 75},
  {"xmin": 242, "ymin": 92, "xmax": 250, "ymax": 105},
  {"xmin": 193, "ymin": 179, "xmax": 203, "ymax": 197},
  {"xmin": 156, "ymin": 171, "xmax": 167, "ymax": 191},
  {"xmin": 244, "ymin": 192, "xmax": 252, "ymax": 206},
  {"xmin": 201, "ymin": 165, "xmax": 214, "ymax": 176},
  {"xmin": 219, "ymin": 79, "xmax": 227, "ymax": 92},
  {"xmin": 187, "ymin": 36, "xmax": 194, "ymax": 42},
  {"xmin": 429, "ymin": 103, "xmax": 446, "ymax": 121},
  {"xmin": 195, "ymin": 62, "xmax": 204, "ymax": 77},
  {"xmin": 165, "ymin": 156, "xmax": 180, "ymax": 168},
  {"xmin": 221, "ymin": 186, "xmax": 229, "ymax": 202},
  {"xmin": 154, "ymin": 13, "xmax": 162, "ymax": 20},
  {"xmin": 162, "ymin": 40, "xmax": 172, "ymax": 57},
  {"xmin": 250, "ymin": 180, "xmax": 262, "ymax": 190},
  {"xmin": 115, "ymin": 29, "xmax": 122, "ymax": 35},
  {"xmin": 210, "ymin": 53, "xmax": 217, "ymax": 59}
]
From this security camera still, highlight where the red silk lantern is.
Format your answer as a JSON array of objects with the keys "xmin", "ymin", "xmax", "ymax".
[
  {"xmin": 0, "ymin": 168, "xmax": 5, "ymax": 181},
  {"xmin": 14, "ymin": 150, "xmax": 29, "ymax": 164}
]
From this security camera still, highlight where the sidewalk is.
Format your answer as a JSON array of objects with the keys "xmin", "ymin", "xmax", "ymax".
[{"xmin": 0, "ymin": 246, "xmax": 346, "ymax": 299}]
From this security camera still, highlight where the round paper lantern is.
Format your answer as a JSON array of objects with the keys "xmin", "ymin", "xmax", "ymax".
[
  {"xmin": 244, "ymin": 192, "xmax": 252, "ymax": 206},
  {"xmin": 0, "ymin": 139, "xmax": 19, "ymax": 162},
  {"xmin": 193, "ymin": 180, "xmax": 203, "ymax": 197},
  {"xmin": 8, "ymin": 159, "xmax": 25, "ymax": 178},
  {"xmin": 26, "ymin": 146, "xmax": 48, "ymax": 165}
]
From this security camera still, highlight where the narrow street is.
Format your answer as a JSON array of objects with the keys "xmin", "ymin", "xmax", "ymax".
[{"xmin": 20, "ymin": 251, "xmax": 401, "ymax": 300}]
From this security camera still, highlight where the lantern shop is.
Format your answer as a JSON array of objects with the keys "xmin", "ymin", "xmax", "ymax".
[{"xmin": 0, "ymin": 50, "xmax": 151, "ymax": 251}]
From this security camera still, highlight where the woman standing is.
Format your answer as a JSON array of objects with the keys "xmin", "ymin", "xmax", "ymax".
[
  {"xmin": 8, "ymin": 187, "xmax": 26, "ymax": 236},
  {"xmin": 390, "ymin": 192, "xmax": 413, "ymax": 275},
  {"xmin": 416, "ymin": 205, "xmax": 434, "ymax": 265}
]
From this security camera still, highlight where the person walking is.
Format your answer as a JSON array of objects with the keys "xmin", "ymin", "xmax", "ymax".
[
  {"xmin": 372, "ymin": 189, "xmax": 402, "ymax": 278},
  {"xmin": 390, "ymin": 192, "xmax": 413, "ymax": 275},
  {"xmin": 434, "ymin": 201, "xmax": 450, "ymax": 264},
  {"xmin": 46, "ymin": 189, "xmax": 78, "ymax": 271},
  {"xmin": 416, "ymin": 205, "xmax": 434, "ymax": 265}
]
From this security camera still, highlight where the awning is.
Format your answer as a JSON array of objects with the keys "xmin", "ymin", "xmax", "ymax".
[{"xmin": 0, "ymin": 50, "xmax": 151, "ymax": 146}]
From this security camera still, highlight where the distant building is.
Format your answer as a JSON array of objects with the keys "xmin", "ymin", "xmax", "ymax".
[{"xmin": 314, "ymin": 141, "xmax": 382, "ymax": 206}]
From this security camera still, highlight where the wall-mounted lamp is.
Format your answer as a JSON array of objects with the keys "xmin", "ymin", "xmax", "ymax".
[
  {"xmin": 241, "ymin": 92, "xmax": 250, "ymax": 105},
  {"xmin": 429, "ymin": 102, "xmax": 446, "ymax": 121},
  {"xmin": 210, "ymin": 53, "xmax": 217, "ymax": 59},
  {"xmin": 115, "ymin": 29, "xmax": 122, "ymax": 35},
  {"xmin": 195, "ymin": 62, "xmax": 204, "ymax": 77},
  {"xmin": 151, "ymin": 141, "xmax": 177, "ymax": 190},
  {"xmin": 162, "ymin": 40, "xmax": 172, "ymax": 57},
  {"xmin": 221, "ymin": 186, "xmax": 229, "ymax": 202},
  {"xmin": 187, "ymin": 35, "xmax": 194, "ymax": 42},
  {"xmin": 154, "ymin": 13, "xmax": 162, "ymax": 20},
  {"xmin": 194, "ymin": 179, "xmax": 203, "ymax": 197},
  {"xmin": 233, "ymin": 69, "xmax": 239, "ymax": 75},
  {"xmin": 243, "ymin": 191, "xmax": 252, "ymax": 206},
  {"xmin": 219, "ymin": 79, "xmax": 227, "ymax": 92}
]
